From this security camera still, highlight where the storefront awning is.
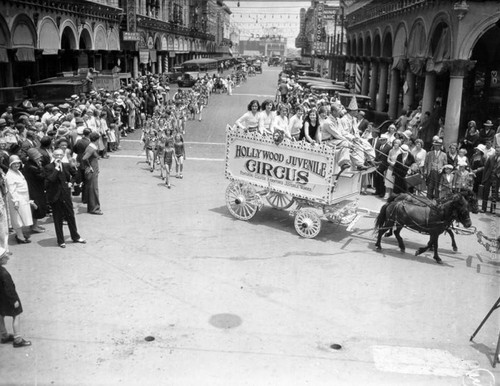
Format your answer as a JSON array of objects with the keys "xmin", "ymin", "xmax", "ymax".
[
  {"xmin": 15, "ymin": 47, "xmax": 35, "ymax": 62},
  {"xmin": 149, "ymin": 50, "xmax": 157, "ymax": 63},
  {"xmin": 0, "ymin": 48, "xmax": 8, "ymax": 63},
  {"xmin": 139, "ymin": 49, "xmax": 149, "ymax": 64}
]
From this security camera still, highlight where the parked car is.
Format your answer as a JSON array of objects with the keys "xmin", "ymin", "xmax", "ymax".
[
  {"xmin": 165, "ymin": 66, "xmax": 183, "ymax": 84},
  {"xmin": 177, "ymin": 73, "xmax": 198, "ymax": 88},
  {"xmin": 25, "ymin": 78, "xmax": 87, "ymax": 105},
  {"xmin": 297, "ymin": 70, "xmax": 321, "ymax": 78}
]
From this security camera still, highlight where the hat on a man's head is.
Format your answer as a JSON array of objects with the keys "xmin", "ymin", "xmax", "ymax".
[
  {"xmin": 433, "ymin": 138, "xmax": 443, "ymax": 145},
  {"xmin": 75, "ymin": 117, "xmax": 85, "ymax": 125},
  {"xmin": 380, "ymin": 133, "xmax": 389, "ymax": 139},
  {"xmin": 443, "ymin": 164, "xmax": 454, "ymax": 170},
  {"xmin": 484, "ymin": 120, "xmax": 493, "ymax": 127}
]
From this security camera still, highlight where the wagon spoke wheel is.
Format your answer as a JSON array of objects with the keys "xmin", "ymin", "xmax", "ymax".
[
  {"xmin": 294, "ymin": 209, "xmax": 322, "ymax": 238},
  {"xmin": 266, "ymin": 192, "xmax": 294, "ymax": 210},
  {"xmin": 225, "ymin": 181, "xmax": 259, "ymax": 221}
]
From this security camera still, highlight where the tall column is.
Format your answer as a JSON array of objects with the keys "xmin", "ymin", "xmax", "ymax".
[
  {"xmin": 403, "ymin": 69, "xmax": 416, "ymax": 111},
  {"xmin": 421, "ymin": 72, "xmax": 436, "ymax": 114},
  {"xmin": 133, "ymin": 56, "xmax": 139, "ymax": 79},
  {"xmin": 443, "ymin": 60, "xmax": 476, "ymax": 147},
  {"xmin": 388, "ymin": 68, "xmax": 400, "ymax": 120},
  {"xmin": 361, "ymin": 59, "xmax": 370, "ymax": 95},
  {"xmin": 355, "ymin": 61, "xmax": 362, "ymax": 93},
  {"xmin": 157, "ymin": 54, "xmax": 162, "ymax": 73},
  {"xmin": 377, "ymin": 61, "xmax": 389, "ymax": 112},
  {"xmin": 368, "ymin": 58, "xmax": 378, "ymax": 102}
]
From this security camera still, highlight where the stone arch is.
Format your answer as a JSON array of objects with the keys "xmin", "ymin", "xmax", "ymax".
[
  {"xmin": 392, "ymin": 22, "xmax": 408, "ymax": 70},
  {"xmin": 60, "ymin": 21, "xmax": 78, "ymax": 50},
  {"xmin": 154, "ymin": 35, "xmax": 161, "ymax": 50},
  {"xmin": 161, "ymin": 35, "xmax": 167, "ymax": 51},
  {"xmin": 381, "ymin": 28, "xmax": 393, "ymax": 58},
  {"xmin": 108, "ymin": 30, "xmax": 119, "ymax": 50},
  {"xmin": 79, "ymin": 25, "xmax": 93, "ymax": 50},
  {"xmin": 459, "ymin": 14, "xmax": 500, "ymax": 59},
  {"xmin": 372, "ymin": 29, "xmax": 382, "ymax": 57},
  {"xmin": 350, "ymin": 38, "xmax": 357, "ymax": 57},
  {"xmin": 0, "ymin": 14, "xmax": 9, "ymax": 48},
  {"xmin": 11, "ymin": 13, "xmax": 36, "ymax": 47},
  {"xmin": 364, "ymin": 32, "xmax": 372, "ymax": 57},
  {"xmin": 93, "ymin": 25, "xmax": 106, "ymax": 50},
  {"xmin": 408, "ymin": 19, "xmax": 427, "ymax": 75},
  {"xmin": 356, "ymin": 34, "xmax": 363, "ymax": 56},
  {"xmin": 38, "ymin": 17, "xmax": 59, "ymax": 54},
  {"xmin": 426, "ymin": 14, "xmax": 452, "ymax": 73}
]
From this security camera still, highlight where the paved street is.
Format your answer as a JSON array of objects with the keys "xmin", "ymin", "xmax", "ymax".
[{"xmin": 1, "ymin": 66, "xmax": 500, "ymax": 385}]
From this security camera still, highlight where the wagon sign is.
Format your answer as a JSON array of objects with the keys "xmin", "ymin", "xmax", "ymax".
[{"xmin": 225, "ymin": 128, "xmax": 336, "ymax": 202}]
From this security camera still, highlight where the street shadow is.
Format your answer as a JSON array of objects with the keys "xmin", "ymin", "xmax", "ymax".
[
  {"xmin": 469, "ymin": 341, "xmax": 498, "ymax": 367},
  {"xmin": 370, "ymin": 244, "xmax": 454, "ymax": 267},
  {"xmin": 35, "ymin": 236, "xmax": 60, "ymax": 248}
]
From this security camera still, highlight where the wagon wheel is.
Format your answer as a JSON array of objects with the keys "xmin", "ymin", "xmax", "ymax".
[
  {"xmin": 294, "ymin": 209, "xmax": 322, "ymax": 238},
  {"xmin": 266, "ymin": 192, "xmax": 294, "ymax": 210},
  {"xmin": 225, "ymin": 181, "xmax": 259, "ymax": 221}
]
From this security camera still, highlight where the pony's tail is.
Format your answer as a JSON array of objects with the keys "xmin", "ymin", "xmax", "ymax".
[{"xmin": 375, "ymin": 202, "xmax": 389, "ymax": 231}]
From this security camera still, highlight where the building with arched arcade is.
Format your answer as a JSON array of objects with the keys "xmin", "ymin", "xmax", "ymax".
[
  {"xmin": 0, "ymin": 0, "xmax": 232, "ymax": 90},
  {"xmin": 344, "ymin": 0, "xmax": 500, "ymax": 146}
]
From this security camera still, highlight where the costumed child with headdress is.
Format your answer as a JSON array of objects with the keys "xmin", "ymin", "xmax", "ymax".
[
  {"xmin": 439, "ymin": 164, "xmax": 454, "ymax": 198},
  {"xmin": 453, "ymin": 159, "xmax": 473, "ymax": 192}
]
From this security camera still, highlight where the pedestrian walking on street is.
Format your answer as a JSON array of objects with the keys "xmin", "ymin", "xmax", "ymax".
[
  {"xmin": 82, "ymin": 132, "xmax": 102, "ymax": 215},
  {"xmin": 0, "ymin": 250, "xmax": 31, "ymax": 347},
  {"xmin": 44, "ymin": 149, "xmax": 86, "ymax": 248},
  {"xmin": 163, "ymin": 140, "xmax": 174, "ymax": 189}
]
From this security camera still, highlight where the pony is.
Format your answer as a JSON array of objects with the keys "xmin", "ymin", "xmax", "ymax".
[
  {"xmin": 374, "ymin": 191, "xmax": 473, "ymax": 264},
  {"xmin": 382, "ymin": 190, "xmax": 478, "ymax": 251}
]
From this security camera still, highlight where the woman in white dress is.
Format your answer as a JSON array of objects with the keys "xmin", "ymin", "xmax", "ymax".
[
  {"xmin": 410, "ymin": 139, "xmax": 427, "ymax": 173},
  {"xmin": 288, "ymin": 106, "xmax": 304, "ymax": 141},
  {"xmin": 235, "ymin": 100, "xmax": 261, "ymax": 132},
  {"xmin": 384, "ymin": 139, "xmax": 402, "ymax": 199},
  {"xmin": 270, "ymin": 104, "xmax": 290, "ymax": 139},
  {"xmin": 258, "ymin": 99, "xmax": 276, "ymax": 136},
  {"xmin": 6, "ymin": 155, "xmax": 32, "ymax": 243}
]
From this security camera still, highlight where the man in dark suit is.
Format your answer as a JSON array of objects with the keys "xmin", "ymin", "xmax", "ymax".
[
  {"xmin": 373, "ymin": 133, "xmax": 391, "ymax": 197},
  {"xmin": 480, "ymin": 146, "xmax": 500, "ymax": 213},
  {"xmin": 73, "ymin": 128, "xmax": 91, "ymax": 204},
  {"xmin": 82, "ymin": 132, "xmax": 102, "ymax": 215},
  {"xmin": 45, "ymin": 148, "xmax": 86, "ymax": 248}
]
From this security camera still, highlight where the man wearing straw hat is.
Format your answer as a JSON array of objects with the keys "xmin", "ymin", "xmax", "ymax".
[{"xmin": 424, "ymin": 138, "xmax": 448, "ymax": 199}]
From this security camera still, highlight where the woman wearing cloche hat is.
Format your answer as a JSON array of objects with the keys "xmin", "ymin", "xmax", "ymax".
[{"xmin": 5, "ymin": 155, "xmax": 33, "ymax": 244}]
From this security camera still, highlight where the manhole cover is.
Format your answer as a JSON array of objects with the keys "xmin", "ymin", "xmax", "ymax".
[
  {"xmin": 330, "ymin": 343, "xmax": 342, "ymax": 350},
  {"xmin": 144, "ymin": 336, "xmax": 155, "ymax": 342},
  {"xmin": 209, "ymin": 313, "xmax": 242, "ymax": 329}
]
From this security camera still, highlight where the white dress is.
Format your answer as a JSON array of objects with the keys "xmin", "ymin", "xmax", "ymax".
[{"xmin": 6, "ymin": 169, "xmax": 33, "ymax": 229}]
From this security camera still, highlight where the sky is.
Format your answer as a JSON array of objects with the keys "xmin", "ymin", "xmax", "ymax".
[{"xmin": 225, "ymin": 1, "xmax": 311, "ymax": 47}]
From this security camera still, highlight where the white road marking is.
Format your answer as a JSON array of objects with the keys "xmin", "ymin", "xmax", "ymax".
[
  {"xmin": 372, "ymin": 345, "xmax": 479, "ymax": 377},
  {"xmin": 232, "ymin": 93, "xmax": 276, "ymax": 98},
  {"xmin": 120, "ymin": 139, "xmax": 225, "ymax": 146},
  {"xmin": 109, "ymin": 154, "xmax": 225, "ymax": 161}
]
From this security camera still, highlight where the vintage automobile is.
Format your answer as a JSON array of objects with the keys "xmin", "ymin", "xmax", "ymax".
[
  {"xmin": 254, "ymin": 61, "xmax": 262, "ymax": 74},
  {"xmin": 165, "ymin": 66, "xmax": 184, "ymax": 84},
  {"xmin": 177, "ymin": 73, "xmax": 198, "ymax": 88},
  {"xmin": 25, "ymin": 78, "xmax": 88, "ymax": 105}
]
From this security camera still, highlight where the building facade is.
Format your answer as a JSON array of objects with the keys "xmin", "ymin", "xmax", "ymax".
[
  {"xmin": 344, "ymin": 0, "xmax": 500, "ymax": 145},
  {"xmin": 296, "ymin": 0, "xmax": 346, "ymax": 79},
  {"xmin": 0, "ymin": 0, "xmax": 231, "ymax": 90}
]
